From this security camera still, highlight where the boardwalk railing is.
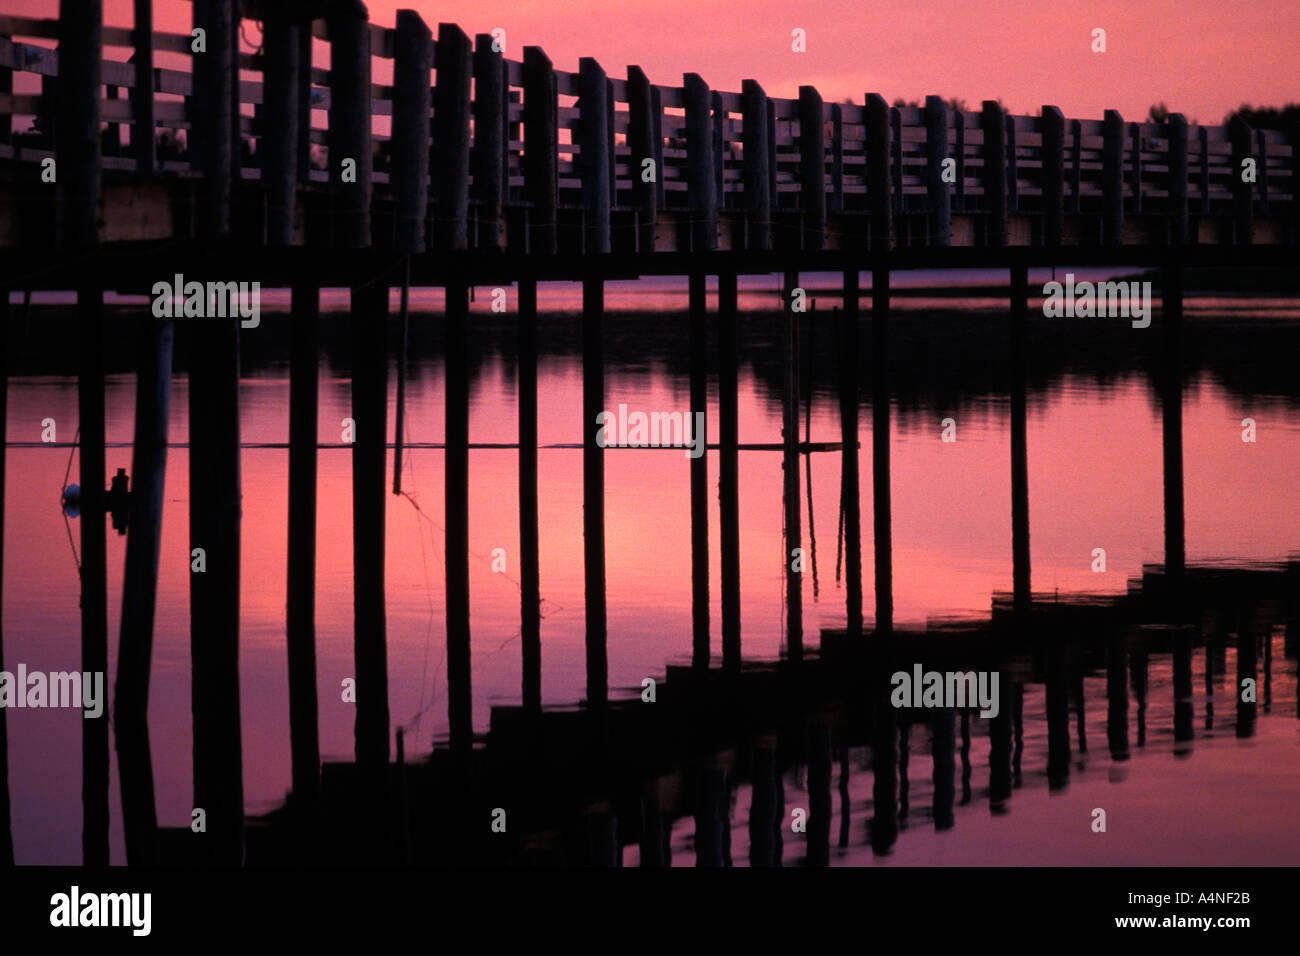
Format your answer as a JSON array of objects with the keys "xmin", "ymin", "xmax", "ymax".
[{"xmin": 1, "ymin": 3, "xmax": 1297, "ymax": 253}]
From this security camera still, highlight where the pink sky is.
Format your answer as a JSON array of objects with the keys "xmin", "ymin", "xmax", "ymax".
[{"xmin": 15, "ymin": 0, "xmax": 1300, "ymax": 124}]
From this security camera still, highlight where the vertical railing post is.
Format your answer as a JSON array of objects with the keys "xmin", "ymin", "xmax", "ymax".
[
  {"xmin": 262, "ymin": 10, "xmax": 301, "ymax": 246},
  {"xmin": 718, "ymin": 272, "xmax": 741, "ymax": 671},
  {"xmin": 865, "ymin": 94, "xmax": 892, "ymax": 252},
  {"xmin": 1102, "ymin": 109, "xmax": 1125, "ymax": 246},
  {"xmin": 519, "ymin": 279, "xmax": 541, "ymax": 711},
  {"xmin": 433, "ymin": 22, "xmax": 471, "ymax": 250},
  {"xmin": 582, "ymin": 276, "xmax": 608, "ymax": 712},
  {"xmin": 741, "ymin": 80, "xmax": 771, "ymax": 251},
  {"xmin": 577, "ymin": 57, "xmax": 611, "ymax": 255},
  {"xmin": 472, "ymin": 32, "xmax": 505, "ymax": 250},
  {"xmin": 1167, "ymin": 113, "xmax": 1188, "ymax": 246},
  {"xmin": 1228, "ymin": 115, "xmax": 1254, "ymax": 245},
  {"xmin": 829, "ymin": 102, "xmax": 844, "ymax": 214},
  {"xmin": 840, "ymin": 269, "xmax": 863, "ymax": 638},
  {"xmin": 132, "ymin": 0, "xmax": 155, "ymax": 174},
  {"xmin": 924, "ymin": 95, "xmax": 951, "ymax": 246},
  {"xmin": 689, "ymin": 272, "xmax": 709, "ymax": 669},
  {"xmin": 684, "ymin": 73, "xmax": 716, "ymax": 252},
  {"xmin": 392, "ymin": 11, "xmax": 432, "ymax": 253},
  {"xmin": 328, "ymin": 0, "xmax": 372, "ymax": 247},
  {"xmin": 627, "ymin": 66, "xmax": 657, "ymax": 253},
  {"xmin": 981, "ymin": 100, "xmax": 1006, "ymax": 246},
  {"xmin": 522, "ymin": 47, "xmax": 557, "ymax": 255},
  {"xmin": 1069, "ymin": 119, "xmax": 1083, "ymax": 214},
  {"xmin": 1041, "ymin": 105, "xmax": 1065, "ymax": 247},
  {"xmin": 797, "ymin": 85, "xmax": 826, "ymax": 250},
  {"xmin": 193, "ymin": 0, "xmax": 233, "ymax": 238}
]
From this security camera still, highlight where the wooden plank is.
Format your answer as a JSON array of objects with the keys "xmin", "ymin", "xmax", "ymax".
[{"xmin": 391, "ymin": 11, "xmax": 431, "ymax": 253}]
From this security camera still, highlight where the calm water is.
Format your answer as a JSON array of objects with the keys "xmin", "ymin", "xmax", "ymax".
[{"xmin": 3, "ymin": 272, "xmax": 1299, "ymax": 864}]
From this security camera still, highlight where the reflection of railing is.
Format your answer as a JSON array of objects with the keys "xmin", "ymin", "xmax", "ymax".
[{"xmin": 1, "ymin": 2, "xmax": 1297, "ymax": 251}]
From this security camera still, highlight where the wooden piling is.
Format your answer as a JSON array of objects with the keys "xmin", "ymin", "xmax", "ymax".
[
  {"xmin": 871, "ymin": 265, "xmax": 892, "ymax": 636},
  {"xmin": 1129, "ymin": 122, "xmax": 1143, "ymax": 215},
  {"xmin": 783, "ymin": 271, "xmax": 803, "ymax": 660},
  {"xmin": 1005, "ymin": 115, "xmax": 1019, "ymax": 214},
  {"xmin": 981, "ymin": 101, "xmax": 1006, "ymax": 247},
  {"xmin": 924, "ymin": 95, "xmax": 950, "ymax": 246},
  {"xmin": 806, "ymin": 716, "xmax": 831, "ymax": 865},
  {"xmin": 741, "ymin": 80, "xmax": 771, "ymax": 251},
  {"xmin": 57, "ymin": 1, "xmax": 102, "ymax": 247},
  {"xmin": 523, "ymin": 47, "xmax": 558, "ymax": 256},
  {"xmin": 1237, "ymin": 605, "xmax": 1257, "ymax": 737},
  {"xmin": 328, "ymin": 0, "xmax": 373, "ymax": 247},
  {"xmin": 689, "ymin": 272, "xmax": 709, "ymax": 669},
  {"xmin": 1102, "ymin": 109, "xmax": 1124, "ymax": 246},
  {"xmin": 830, "ymin": 103, "xmax": 844, "ymax": 215},
  {"xmin": 1228, "ymin": 115, "xmax": 1254, "ymax": 245},
  {"xmin": 472, "ymin": 32, "xmax": 505, "ymax": 251},
  {"xmin": 583, "ymin": 276, "xmax": 608, "ymax": 711},
  {"xmin": 798, "ymin": 85, "xmax": 826, "ymax": 251},
  {"xmin": 1010, "ymin": 264, "xmax": 1030, "ymax": 621},
  {"xmin": 433, "ymin": 23, "xmax": 471, "ymax": 251},
  {"xmin": 296, "ymin": 22, "xmax": 313, "ymax": 185},
  {"xmin": 115, "ymin": 316, "xmax": 172, "ymax": 867},
  {"xmin": 445, "ymin": 280, "xmax": 472, "ymax": 751},
  {"xmin": 839, "ymin": 270, "xmax": 863, "ymax": 638},
  {"xmin": 718, "ymin": 272, "xmax": 741, "ymax": 672},
  {"xmin": 287, "ymin": 281, "xmax": 321, "ymax": 808},
  {"xmin": 77, "ymin": 285, "xmax": 110, "ymax": 867},
  {"xmin": 627, "ymin": 66, "xmax": 658, "ymax": 253},
  {"xmin": 519, "ymin": 279, "xmax": 541, "ymax": 712},
  {"xmin": 193, "ymin": 0, "xmax": 233, "ymax": 239},
  {"xmin": 1041, "ymin": 106, "xmax": 1065, "ymax": 247},
  {"xmin": 1161, "ymin": 262, "xmax": 1185, "ymax": 599},
  {"xmin": 711, "ymin": 91, "xmax": 725, "ymax": 211},
  {"xmin": 132, "ymin": 0, "xmax": 155, "ymax": 175},
  {"xmin": 1107, "ymin": 627, "xmax": 1130, "ymax": 760},
  {"xmin": 578, "ymin": 58, "xmax": 611, "ymax": 255},
  {"xmin": 684, "ymin": 73, "xmax": 716, "ymax": 252},
  {"xmin": 1069, "ymin": 119, "xmax": 1083, "ymax": 214},
  {"xmin": 0, "ymin": 288, "xmax": 10, "ymax": 866},
  {"xmin": 391, "ymin": 11, "xmax": 432, "ymax": 253},
  {"xmin": 932, "ymin": 709, "xmax": 955, "ymax": 830},
  {"xmin": 1173, "ymin": 624, "xmax": 1194, "ymax": 746},
  {"xmin": 865, "ymin": 94, "xmax": 891, "ymax": 252},
  {"xmin": 1167, "ymin": 114, "xmax": 1189, "ymax": 245},
  {"xmin": 262, "ymin": 10, "xmax": 301, "ymax": 247},
  {"xmin": 748, "ymin": 737, "xmax": 778, "ymax": 866}
]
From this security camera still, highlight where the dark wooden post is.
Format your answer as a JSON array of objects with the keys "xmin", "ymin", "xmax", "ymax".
[
  {"xmin": 1254, "ymin": 129, "xmax": 1269, "ymax": 216},
  {"xmin": 872, "ymin": 263, "xmax": 892, "ymax": 637},
  {"xmin": 262, "ymin": 10, "xmax": 300, "ymax": 247},
  {"xmin": 1129, "ymin": 122, "xmax": 1143, "ymax": 214},
  {"xmin": 578, "ymin": 57, "xmax": 611, "ymax": 255},
  {"xmin": 718, "ymin": 271, "xmax": 741, "ymax": 671},
  {"xmin": 981, "ymin": 100, "xmax": 1006, "ymax": 246},
  {"xmin": 1010, "ymin": 264, "xmax": 1030, "ymax": 621},
  {"xmin": 1041, "ymin": 106, "xmax": 1065, "ymax": 247},
  {"xmin": 1161, "ymin": 263, "xmax": 1185, "ymax": 591},
  {"xmin": 132, "ymin": 0, "xmax": 155, "ymax": 174},
  {"xmin": 1102, "ymin": 109, "xmax": 1125, "ymax": 246},
  {"xmin": 1069, "ymin": 119, "xmax": 1083, "ymax": 214},
  {"xmin": 806, "ymin": 716, "xmax": 832, "ymax": 865},
  {"xmin": 193, "ymin": 0, "xmax": 233, "ymax": 238},
  {"xmin": 1107, "ymin": 627, "xmax": 1130, "ymax": 760},
  {"xmin": 712, "ymin": 90, "xmax": 725, "ymax": 210},
  {"xmin": 327, "ymin": 0, "xmax": 372, "ymax": 247},
  {"xmin": 296, "ymin": 22, "xmax": 313, "ymax": 185},
  {"xmin": 115, "ymin": 317, "xmax": 172, "ymax": 867},
  {"xmin": 924, "ymin": 95, "xmax": 950, "ymax": 246},
  {"xmin": 840, "ymin": 269, "xmax": 863, "ymax": 638},
  {"xmin": 741, "ymin": 80, "xmax": 771, "ymax": 251},
  {"xmin": 1167, "ymin": 113, "xmax": 1188, "ymax": 246},
  {"xmin": 1005, "ymin": 114, "xmax": 1018, "ymax": 214},
  {"xmin": 783, "ymin": 271, "xmax": 802, "ymax": 661},
  {"xmin": 1228, "ymin": 115, "xmax": 1254, "ymax": 245},
  {"xmin": 1236, "ymin": 606, "xmax": 1256, "ymax": 737},
  {"xmin": 0, "ymin": 289, "xmax": 7, "ymax": 866},
  {"xmin": 766, "ymin": 99, "xmax": 778, "ymax": 211},
  {"xmin": 954, "ymin": 110, "xmax": 967, "ymax": 212},
  {"xmin": 472, "ymin": 32, "xmax": 505, "ymax": 250},
  {"xmin": 798, "ymin": 85, "xmax": 826, "ymax": 251},
  {"xmin": 830, "ymin": 102, "xmax": 844, "ymax": 214},
  {"xmin": 433, "ymin": 22, "xmax": 471, "ymax": 251},
  {"xmin": 287, "ymin": 281, "xmax": 321, "ymax": 808},
  {"xmin": 652, "ymin": 85, "xmax": 666, "ymax": 208},
  {"xmin": 689, "ymin": 272, "xmax": 709, "ymax": 669},
  {"xmin": 445, "ymin": 280, "xmax": 472, "ymax": 751},
  {"xmin": 583, "ymin": 277, "xmax": 608, "ymax": 711},
  {"xmin": 866, "ymin": 94, "xmax": 891, "ymax": 252},
  {"xmin": 627, "ymin": 66, "xmax": 657, "ymax": 253},
  {"xmin": 391, "ymin": 11, "xmax": 432, "ymax": 253},
  {"xmin": 57, "ymin": 0, "xmax": 103, "ymax": 248},
  {"xmin": 748, "ymin": 737, "xmax": 778, "ymax": 866},
  {"xmin": 519, "ymin": 279, "xmax": 541, "ymax": 711},
  {"xmin": 522, "ymin": 47, "xmax": 557, "ymax": 255},
  {"xmin": 684, "ymin": 73, "xmax": 716, "ymax": 252}
]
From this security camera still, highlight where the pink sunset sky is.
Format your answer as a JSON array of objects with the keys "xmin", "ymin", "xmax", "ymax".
[{"xmin": 15, "ymin": 0, "xmax": 1300, "ymax": 124}]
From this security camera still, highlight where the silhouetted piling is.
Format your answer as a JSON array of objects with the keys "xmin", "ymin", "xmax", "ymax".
[
  {"xmin": 1107, "ymin": 628, "xmax": 1130, "ymax": 760},
  {"xmin": 445, "ymin": 280, "xmax": 472, "ymax": 752},
  {"xmin": 839, "ymin": 270, "xmax": 863, "ymax": 637},
  {"xmin": 783, "ymin": 271, "xmax": 802, "ymax": 660},
  {"xmin": 718, "ymin": 272, "xmax": 741, "ymax": 671},
  {"xmin": 639, "ymin": 778, "xmax": 670, "ymax": 867},
  {"xmin": 1131, "ymin": 642, "xmax": 1148, "ymax": 747},
  {"xmin": 261, "ymin": 10, "xmax": 300, "ymax": 245},
  {"xmin": 1162, "ymin": 262, "xmax": 1186, "ymax": 606},
  {"xmin": 806, "ymin": 716, "xmax": 831, "ymax": 865},
  {"xmin": 1046, "ymin": 639, "xmax": 1071, "ymax": 788},
  {"xmin": 519, "ymin": 279, "xmax": 541, "ymax": 712},
  {"xmin": 1236, "ymin": 604, "xmax": 1257, "ymax": 737},
  {"xmin": 1173, "ymin": 625, "xmax": 1194, "ymax": 749},
  {"xmin": 0, "ymin": 289, "xmax": 9, "ymax": 866},
  {"xmin": 583, "ymin": 277, "xmax": 608, "ymax": 712},
  {"xmin": 932, "ymin": 708, "xmax": 955, "ymax": 830},
  {"xmin": 689, "ymin": 272, "xmax": 709, "ymax": 668},
  {"xmin": 870, "ymin": 692, "xmax": 898, "ymax": 853},
  {"xmin": 115, "ymin": 316, "xmax": 171, "ymax": 867},
  {"xmin": 989, "ymin": 675, "xmax": 1012, "ymax": 806},
  {"xmin": 287, "ymin": 281, "xmax": 321, "ymax": 809},
  {"xmin": 1010, "ymin": 264, "xmax": 1030, "ymax": 622},
  {"xmin": 192, "ymin": 0, "xmax": 233, "ymax": 238},
  {"xmin": 749, "ymin": 737, "xmax": 778, "ymax": 867},
  {"xmin": 132, "ymin": 0, "xmax": 155, "ymax": 175},
  {"xmin": 871, "ymin": 266, "xmax": 892, "ymax": 636}
]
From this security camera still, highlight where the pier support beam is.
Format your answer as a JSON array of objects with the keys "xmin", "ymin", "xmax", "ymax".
[
  {"xmin": 115, "ymin": 316, "xmax": 172, "ymax": 867},
  {"xmin": 445, "ymin": 281, "xmax": 472, "ymax": 752},
  {"xmin": 871, "ymin": 267, "xmax": 892, "ymax": 637},
  {"xmin": 718, "ymin": 273, "xmax": 741, "ymax": 671},
  {"xmin": 783, "ymin": 272, "xmax": 803, "ymax": 660},
  {"xmin": 840, "ymin": 270, "xmax": 863, "ymax": 638},
  {"xmin": 689, "ymin": 272, "xmax": 709, "ymax": 669},
  {"xmin": 287, "ymin": 281, "xmax": 321, "ymax": 809},
  {"xmin": 519, "ymin": 279, "xmax": 541, "ymax": 713},
  {"xmin": 1161, "ymin": 262, "xmax": 1186, "ymax": 608},
  {"xmin": 0, "ymin": 289, "xmax": 10, "ymax": 866},
  {"xmin": 583, "ymin": 277, "xmax": 608, "ymax": 712}
]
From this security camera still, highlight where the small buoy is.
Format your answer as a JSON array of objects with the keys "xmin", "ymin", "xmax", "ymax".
[{"xmin": 62, "ymin": 483, "xmax": 81, "ymax": 519}]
